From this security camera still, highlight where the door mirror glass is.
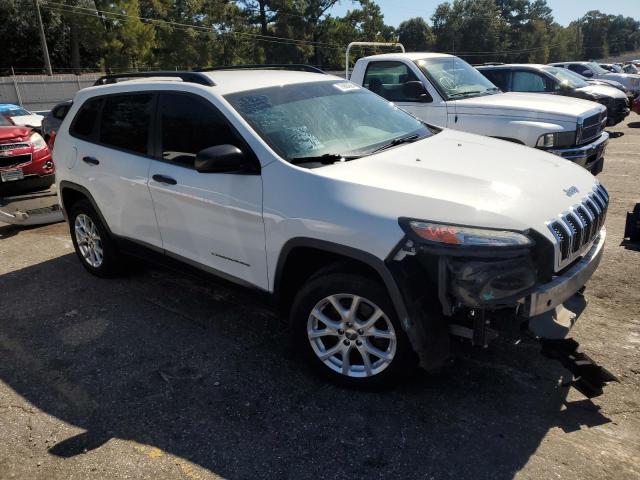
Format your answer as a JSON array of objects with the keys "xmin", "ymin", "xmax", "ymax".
[
  {"xmin": 401, "ymin": 81, "xmax": 433, "ymax": 102},
  {"xmin": 195, "ymin": 145, "xmax": 254, "ymax": 173}
]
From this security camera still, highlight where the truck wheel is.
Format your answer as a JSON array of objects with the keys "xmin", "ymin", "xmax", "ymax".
[
  {"xmin": 291, "ymin": 271, "xmax": 415, "ymax": 388},
  {"xmin": 68, "ymin": 199, "xmax": 122, "ymax": 277}
]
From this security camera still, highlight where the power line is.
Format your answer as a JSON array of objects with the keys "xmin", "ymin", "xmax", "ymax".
[
  {"xmin": 43, "ymin": 1, "xmax": 341, "ymax": 49},
  {"xmin": 41, "ymin": 1, "xmax": 567, "ymax": 58}
]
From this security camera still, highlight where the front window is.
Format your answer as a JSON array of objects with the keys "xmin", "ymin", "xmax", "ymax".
[
  {"xmin": 414, "ymin": 57, "xmax": 499, "ymax": 100},
  {"xmin": 588, "ymin": 62, "xmax": 609, "ymax": 75},
  {"xmin": 0, "ymin": 115, "xmax": 12, "ymax": 126},
  {"xmin": 225, "ymin": 81, "xmax": 434, "ymax": 167},
  {"xmin": 542, "ymin": 67, "xmax": 588, "ymax": 89}
]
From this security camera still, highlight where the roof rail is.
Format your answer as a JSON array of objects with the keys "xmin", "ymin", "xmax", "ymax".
[
  {"xmin": 201, "ymin": 64, "xmax": 325, "ymax": 74},
  {"xmin": 93, "ymin": 71, "xmax": 215, "ymax": 87}
]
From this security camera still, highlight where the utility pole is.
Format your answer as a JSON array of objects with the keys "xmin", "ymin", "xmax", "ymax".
[{"xmin": 34, "ymin": 0, "xmax": 53, "ymax": 75}]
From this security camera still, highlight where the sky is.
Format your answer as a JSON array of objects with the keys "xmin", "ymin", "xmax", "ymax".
[{"xmin": 330, "ymin": 0, "xmax": 639, "ymax": 27}]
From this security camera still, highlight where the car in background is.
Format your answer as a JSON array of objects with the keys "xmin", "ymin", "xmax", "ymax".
[
  {"xmin": 0, "ymin": 104, "xmax": 44, "ymax": 129},
  {"xmin": 549, "ymin": 61, "xmax": 640, "ymax": 97},
  {"xmin": 0, "ymin": 114, "xmax": 54, "ymax": 196},
  {"xmin": 633, "ymin": 97, "xmax": 640, "ymax": 115},
  {"xmin": 478, "ymin": 64, "xmax": 630, "ymax": 126},
  {"xmin": 351, "ymin": 52, "xmax": 609, "ymax": 175},
  {"xmin": 41, "ymin": 100, "xmax": 72, "ymax": 144},
  {"xmin": 600, "ymin": 63, "xmax": 623, "ymax": 73},
  {"xmin": 622, "ymin": 63, "xmax": 640, "ymax": 75}
]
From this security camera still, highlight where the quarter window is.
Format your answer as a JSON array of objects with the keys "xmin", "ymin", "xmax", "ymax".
[
  {"xmin": 363, "ymin": 61, "xmax": 421, "ymax": 102},
  {"xmin": 159, "ymin": 93, "xmax": 242, "ymax": 168},
  {"xmin": 70, "ymin": 98, "xmax": 102, "ymax": 139},
  {"xmin": 99, "ymin": 94, "xmax": 153, "ymax": 155}
]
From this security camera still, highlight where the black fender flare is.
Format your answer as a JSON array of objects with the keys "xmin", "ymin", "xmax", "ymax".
[
  {"xmin": 273, "ymin": 237, "xmax": 410, "ymax": 329},
  {"xmin": 58, "ymin": 181, "xmax": 114, "ymax": 236}
]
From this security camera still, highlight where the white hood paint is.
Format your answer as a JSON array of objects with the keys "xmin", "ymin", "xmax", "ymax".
[
  {"xmin": 313, "ymin": 129, "xmax": 597, "ymax": 240},
  {"xmin": 9, "ymin": 114, "xmax": 44, "ymax": 128},
  {"xmin": 576, "ymin": 84, "xmax": 627, "ymax": 100},
  {"xmin": 453, "ymin": 92, "xmax": 604, "ymax": 122}
]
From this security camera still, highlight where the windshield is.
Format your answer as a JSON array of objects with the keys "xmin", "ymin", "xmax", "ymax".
[
  {"xmin": 0, "ymin": 116, "xmax": 12, "ymax": 126},
  {"xmin": 542, "ymin": 66, "xmax": 588, "ymax": 88},
  {"xmin": 0, "ymin": 107, "xmax": 30, "ymax": 117},
  {"xmin": 588, "ymin": 62, "xmax": 609, "ymax": 75},
  {"xmin": 225, "ymin": 81, "xmax": 433, "ymax": 165},
  {"xmin": 414, "ymin": 57, "xmax": 499, "ymax": 100}
]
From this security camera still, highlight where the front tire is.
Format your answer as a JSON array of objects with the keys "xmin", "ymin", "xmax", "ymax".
[
  {"xmin": 68, "ymin": 199, "xmax": 122, "ymax": 277},
  {"xmin": 291, "ymin": 271, "xmax": 415, "ymax": 388}
]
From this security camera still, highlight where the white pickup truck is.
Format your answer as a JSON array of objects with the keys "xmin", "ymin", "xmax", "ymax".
[{"xmin": 349, "ymin": 52, "xmax": 609, "ymax": 175}]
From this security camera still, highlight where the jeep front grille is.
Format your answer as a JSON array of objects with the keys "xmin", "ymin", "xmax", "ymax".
[{"xmin": 548, "ymin": 184, "xmax": 608, "ymax": 268}]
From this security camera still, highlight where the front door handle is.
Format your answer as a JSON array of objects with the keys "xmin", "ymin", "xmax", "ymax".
[
  {"xmin": 82, "ymin": 156, "xmax": 99, "ymax": 165},
  {"xmin": 152, "ymin": 174, "xmax": 177, "ymax": 185}
]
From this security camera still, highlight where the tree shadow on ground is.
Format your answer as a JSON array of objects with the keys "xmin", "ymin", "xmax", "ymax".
[{"xmin": 0, "ymin": 254, "xmax": 612, "ymax": 479}]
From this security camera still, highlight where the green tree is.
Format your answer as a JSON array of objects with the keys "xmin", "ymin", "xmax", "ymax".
[
  {"xmin": 398, "ymin": 17, "xmax": 434, "ymax": 52},
  {"xmin": 580, "ymin": 10, "xmax": 609, "ymax": 60}
]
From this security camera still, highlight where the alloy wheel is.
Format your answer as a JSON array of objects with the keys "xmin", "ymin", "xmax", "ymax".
[
  {"xmin": 74, "ymin": 213, "xmax": 104, "ymax": 268},
  {"xmin": 307, "ymin": 293, "xmax": 397, "ymax": 378}
]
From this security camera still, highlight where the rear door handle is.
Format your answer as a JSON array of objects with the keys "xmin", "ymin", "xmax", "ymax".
[
  {"xmin": 82, "ymin": 156, "xmax": 99, "ymax": 165},
  {"xmin": 152, "ymin": 174, "xmax": 177, "ymax": 185}
]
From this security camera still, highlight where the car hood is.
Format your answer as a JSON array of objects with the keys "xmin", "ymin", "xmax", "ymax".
[
  {"xmin": 602, "ymin": 72, "xmax": 640, "ymax": 85},
  {"xmin": 314, "ymin": 129, "xmax": 598, "ymax": 236},
  {"xmin": 9, "ymin": 114, "xmax": 43, "ymax": 128},
  {"xmin": 575, "ymin": 84, "xmax": 627, "ymax": 100},
  {"xmin": 452, "ymin": 92, "xmax": 603, "ymax": 122},
  {"xmin": 0, "ymin": 126, "xmax": 31, "ymax": 142}
]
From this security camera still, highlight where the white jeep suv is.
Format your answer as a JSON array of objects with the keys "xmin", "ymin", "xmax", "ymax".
[{"xmin": 54, "ymin": 69, "xmax": 608, "ymax": 387}]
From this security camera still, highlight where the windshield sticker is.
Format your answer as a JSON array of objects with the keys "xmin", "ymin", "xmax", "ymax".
[{"xmin": 333, "ymin": 82, "xmax": 360, "ymax": 92}]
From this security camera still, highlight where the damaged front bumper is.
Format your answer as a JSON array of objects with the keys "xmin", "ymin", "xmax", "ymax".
[
  {"xmin": 520, "ymin": 229, "xmax": 605, "ymax": 318},
  {"xmin": 387, "ymin": 226, "xmax": 605, "ymax": 369}
]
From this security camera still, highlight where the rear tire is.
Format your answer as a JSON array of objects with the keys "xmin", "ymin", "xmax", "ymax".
[
  {"xmin": 68, "ymin": 199, "xmax": 123, "ymax": 277},
  {"xmin": 291, "ymin": 271, "xmax": 415, "ymax": 388}
]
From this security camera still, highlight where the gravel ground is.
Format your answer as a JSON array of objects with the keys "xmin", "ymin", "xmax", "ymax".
[{"xmin": 0, "ymin": 115, "xmax": 639, "ymax": 480}]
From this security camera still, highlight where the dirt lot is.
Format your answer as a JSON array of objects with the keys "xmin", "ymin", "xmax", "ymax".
[{"xmin": 1, "ymin": 116, "xmax": 639, "ymax": 480}]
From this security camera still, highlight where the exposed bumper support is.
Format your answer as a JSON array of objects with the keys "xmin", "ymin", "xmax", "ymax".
[
  {"xmin": 0, "ymin": 186, "xmax": 63, "ymax": 226},
  {"xmin": 520, "ymin": 229, "xmax": 606, "ymax": 318}
]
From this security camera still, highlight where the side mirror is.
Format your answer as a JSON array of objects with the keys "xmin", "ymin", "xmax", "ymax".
[
  {"xmin": 402, "ymin": 81, "xmax": 433, "ymax": 102},
  {"xmin": 581, "ymin": 69, "xmax": 593, "ymax": 78},
  {"xmin": 195, "ymin": 145, "xmax": 255, "ymax": 174}
]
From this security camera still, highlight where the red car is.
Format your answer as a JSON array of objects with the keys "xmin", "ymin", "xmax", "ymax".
[{"xmin": 0, "ymin": 115, "xmax": 54, "ymax": 196}]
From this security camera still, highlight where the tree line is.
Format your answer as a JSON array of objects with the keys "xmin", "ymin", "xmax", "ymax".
[{"xmin": 1, "ymin": 0, "xmax": 639, "ymax": 75}]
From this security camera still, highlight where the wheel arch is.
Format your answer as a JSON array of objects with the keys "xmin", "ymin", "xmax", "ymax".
[
  {"xmin": 59, "ymin": 181, "xmax": 113, "ymax": 235},
  {"xmin": 272, "ymin": 238, "xmax": 409, "ymax": 324}
]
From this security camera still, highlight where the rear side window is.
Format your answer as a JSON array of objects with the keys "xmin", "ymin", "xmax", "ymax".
[
  {"xmin": 481, "ymin": 70, "xmax": 510, "ymax": 91},
  {"xmin": 511, "ymin": 71, "xmax": 547, "ymax": 92},
  {"xmin": 70, "ymin": 98, "xmax": 102, "ymax": 138},
  {"xmin": 99, "ymin": 94, "xmax": 153, "ymax": 155},
  {"xmin": 363, "ymin": 61, "xmax": 421, "ymax": 102},
  {"xmin": 159, "ymin": 93, "xmax": 242, "ymax": 168}
]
